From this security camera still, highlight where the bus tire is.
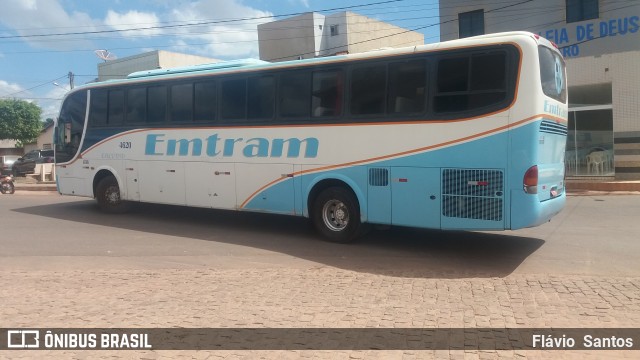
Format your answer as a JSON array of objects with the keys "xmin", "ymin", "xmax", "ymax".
[
  {"xmin": 312, "ymin": 186, "xmax": 364, "ymax": 243},
  {"xmin": 96, "ymin": 175, "xmax": 129, "ymax": 214}
]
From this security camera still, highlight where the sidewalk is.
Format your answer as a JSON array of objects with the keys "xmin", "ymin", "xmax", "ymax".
[
  {"xmin": 15, "ymin": 182, "xmax": 57, "ymax": 192},
  {"xmin": 12, "ymin": 177, "xmax": 57, "ymax": 192},
  {"xmin": 566, "ymin": 179, "xmax": 640, "ymax": 193}
]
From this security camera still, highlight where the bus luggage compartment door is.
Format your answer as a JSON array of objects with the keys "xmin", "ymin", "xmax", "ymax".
[
  {"xmin": 391, "ymin": 167, "xmax": 441, "ymax": 229},
  {"xmin": 137, "ymin": 161, "xmax": 186, "ymax": 206},
  {"xmin": 185, "ymin": 162, "xmax": 236, "ymax": 210}
]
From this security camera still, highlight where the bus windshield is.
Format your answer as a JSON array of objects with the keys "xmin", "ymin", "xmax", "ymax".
[
  {"xmin": 539, "ymin": 46, "xmax": 567, "ymax": 103},
  {"xmin": 55, "ymin": 91, "xmax": 87, "ymax": 163}
]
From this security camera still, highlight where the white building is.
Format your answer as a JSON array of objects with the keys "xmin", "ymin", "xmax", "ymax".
[
  {"xmin": 258, "ymin": 11, "xmax": 424, "ymax": 62},
  {"xmin": 0, "ymin": 139, "xmax": 21, "ymax": 156},
  {"xmin": 98, "ymin": 50, "xmax": 220, "ymax": 81},
  {"xmin": 439, "ymin": 0, "xmax": 640, "ymax": 179},
  {"xmin": 24, "ymin": 122, "xmax": 54, "ymax": 153}
]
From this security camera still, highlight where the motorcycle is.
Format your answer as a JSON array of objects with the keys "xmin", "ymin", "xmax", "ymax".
[{"xmin": 1, "ymin": 174, "xmax": 15, "ymax": 194}]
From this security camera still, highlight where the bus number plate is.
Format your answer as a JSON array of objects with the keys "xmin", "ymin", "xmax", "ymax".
[{"xmin": 119, "ymin": 142, "xmax": 132, "ymax": 149}]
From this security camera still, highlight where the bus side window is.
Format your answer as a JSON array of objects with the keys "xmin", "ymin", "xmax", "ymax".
[
  {"xmin": 469, "ymin": 53, "xmax": 506, "ymax": 108},
  {"xmin": 221, "ymin": 78, "xmax": 247, "ymax": 120},
  {"xmin": 435, "ymin": 57, "xmax": 469, "ymax": 113},
  {"xmin": 434, "ymin": 52, "xmax": 507, "ymax": 114},
  {"xmin": 194, "ymin": 81, "xmax": 216, "ymax": 122},
  {"xmin": 388, "ymin": 60, "xmax": 426, "ymax": 114},
  {"xmin": 350, "ymin": 64, "xmax": 387, "ymax": 115},
  {"xmin": 312, "ymin": 70, "xmax": 343, "ymax": 118},
  {"xmin": 147, "ymin": 85, "xmax": 167, "ymax": 124},
  {"xmin": 171, "ymin": 83, "xmax": 194, "ymax": 122},
  {"xmin": 279, "ymin": 72, "xmax": 311, "ymax": 119},
  {"xmin": 89, "ymin": 89, "xmax": 108, "ymax": 127},
  {"xmin": 108, "ymin": 90, "xmax": 124, "ymax": 126},
  {"xmin": 126, "ymin": 88, "xmax": 146, "ymax": 124},
  {"xmin": 248, "ymin": 75, "xmax": 275, "ymax": 120}
]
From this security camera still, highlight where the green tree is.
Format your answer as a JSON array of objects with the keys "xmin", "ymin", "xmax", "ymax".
[{"xmin": 0, "ymin": 99, "xmax": 43, "ymax": 147}]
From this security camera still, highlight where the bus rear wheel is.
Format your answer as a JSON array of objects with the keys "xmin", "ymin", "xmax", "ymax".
[
  {"xmin": 96, "ymin": 175, "xmax": 129, "ymax": 214},
  {"xmin": 312, "ymin": 186, "xmax": 363, "ymax": 243}
]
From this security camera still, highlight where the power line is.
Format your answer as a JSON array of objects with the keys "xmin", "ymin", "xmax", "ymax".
[
  {"xmin": 1, "ymin": 1, "xmax": 546, "ymax": 46},
  {"xmin": 0, "ymin": 0, "xmax": 405, "ymax": 40},
  {"xmin": 0, "ymin": 75, "xmax": 68, "ymax": 98},
  {"xmin": 4, "ymin": 0, "xmax": 636, "ymax": 94},
  {"xmin": 269, "ymin": 0, "xmax": 535, "ymax": 61}
]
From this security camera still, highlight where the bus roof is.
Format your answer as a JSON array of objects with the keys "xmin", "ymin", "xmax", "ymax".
[
  {"xmin": 127, "ymin": 58, "xmax": 269, "ymax": 79},
  {"xmin": 86, "ymin": 31, "xmax": 547, "ymax": 87}
]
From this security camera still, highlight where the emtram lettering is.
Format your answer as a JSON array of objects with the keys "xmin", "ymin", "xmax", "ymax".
[{"xmin": 145, "ymin": 133, "xmax": 319, "ymax": 159}]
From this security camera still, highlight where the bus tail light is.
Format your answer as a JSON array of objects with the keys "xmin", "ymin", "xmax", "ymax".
[{"xmin": 523, "ymin": 165, "xmax": 538, "ymax": 194}]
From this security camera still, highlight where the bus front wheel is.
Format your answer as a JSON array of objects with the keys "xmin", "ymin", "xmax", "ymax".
[
  {"xmin": 312, "ymin": 187, "xmax": 364, "ymax": 243},
  {"xmin": 96, "ymin": 175, "xmax": 129, "ymax": 214}
]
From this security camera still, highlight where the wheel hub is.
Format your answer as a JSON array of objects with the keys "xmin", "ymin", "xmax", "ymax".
[
  {"xmin": 322, "ymin": 200, "xmax": 349, "ymax": 232},
  {"xmin": 106, "ymin": 185, "xmax": 120, "ymax": 204}
]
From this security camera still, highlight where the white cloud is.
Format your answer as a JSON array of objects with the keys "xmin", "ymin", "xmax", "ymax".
[
  {"xmin": 167, "ymin": 1, "xmax": 274, "ymax": 59},
  {"xmin": 37, "ymin": 87, "xmax": 69, "ymax": 119},
  {"xmin": 104, "ymin": 10, "xmax": 163, "ymax": 38},
  {"xmin": 0, "ymin": 80, "xmax": 24, "ymax": 97},
  {"xmin": 0, "ymin": 0, "xmax": 273, "ymax": 60},
  {"xmin": 0, "ymin": 0, "xmax": 99, "ymax": 50}
]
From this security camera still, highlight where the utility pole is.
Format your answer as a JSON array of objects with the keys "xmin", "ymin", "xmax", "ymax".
[{"xmin": 68, "ymin": 71, "xmax": 75, "ymax": 89}]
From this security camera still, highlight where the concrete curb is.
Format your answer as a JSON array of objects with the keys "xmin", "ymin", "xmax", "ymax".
[
  {"xmin": 566, "ymin": 181, "xmax": 640, "ymax": 192},
  {"xmin": 14, "ymin": 183, "xmax": 57, "ymax": 192}
]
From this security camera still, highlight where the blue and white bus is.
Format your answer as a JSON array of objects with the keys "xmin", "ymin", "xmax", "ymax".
[{"xmin": 54, "ymin": 31, "xmax": 567, "ymax": 243}]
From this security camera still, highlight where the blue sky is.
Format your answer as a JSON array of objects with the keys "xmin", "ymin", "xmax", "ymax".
[{"xmin": 0, "ymin": 0, "xmax": 441, "ymax": 120}]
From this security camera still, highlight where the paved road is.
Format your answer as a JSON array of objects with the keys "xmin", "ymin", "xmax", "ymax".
[{"xmin": 1, "ymin": 193, "xmax": 639, "ymax": 359}]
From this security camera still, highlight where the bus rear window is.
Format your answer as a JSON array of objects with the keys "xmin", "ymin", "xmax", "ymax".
[{"xmin": 539, "ymin": 46, "xmax": 567, "ymax": 103}]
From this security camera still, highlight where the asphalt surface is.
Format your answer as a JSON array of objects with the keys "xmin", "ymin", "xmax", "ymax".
[{"xmin": 1, "ymin": 193, "xmax": 639, "ymax": 359}]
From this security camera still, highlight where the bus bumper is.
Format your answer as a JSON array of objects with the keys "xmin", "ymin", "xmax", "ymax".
[{"xmin": 509, "ymin": 191, "xmax": 566, "ymax": 230}]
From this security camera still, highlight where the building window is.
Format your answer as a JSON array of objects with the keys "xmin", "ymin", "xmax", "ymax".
[
  {"xmin": 458, "ymin": 10, "xmax": 484, "ymax": 38},
  {"xmin": 330, "ymin": 25, "xmax": 339, "ymax": 36},
  {"xmin": 566, "ymin": 0, "xmax": 599, "ymax": 23}
]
